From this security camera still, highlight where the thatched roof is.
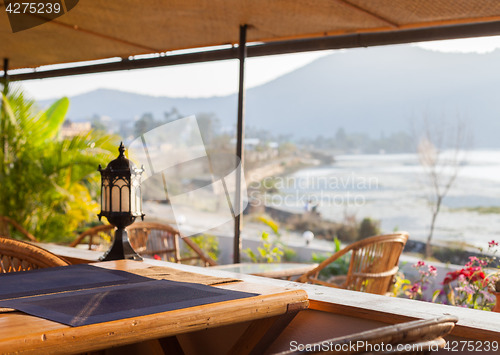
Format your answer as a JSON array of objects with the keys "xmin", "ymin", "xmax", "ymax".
[{"xmin": 2, "ymin": 0, "xmax": 500, "ymax": 70}]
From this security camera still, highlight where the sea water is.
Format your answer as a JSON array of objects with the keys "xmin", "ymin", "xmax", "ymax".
[{"xmin": 278, "ymin": 150, "xmax": 500, "ymax": 248}]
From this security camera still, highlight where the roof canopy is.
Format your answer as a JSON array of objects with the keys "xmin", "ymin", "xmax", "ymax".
[{"xmin": 2, "ymin": 0, "xmax": 500, "ymax": 71}]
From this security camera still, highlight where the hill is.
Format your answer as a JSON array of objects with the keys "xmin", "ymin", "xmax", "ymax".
[{"xmin": 43, "ymin": 45, "xmax": 500, "ymax": 147}]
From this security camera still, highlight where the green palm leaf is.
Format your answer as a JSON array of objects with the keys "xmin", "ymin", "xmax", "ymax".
[{"xmin": 0, "ymin": 86, "xmax": 117, "ymax": 242}]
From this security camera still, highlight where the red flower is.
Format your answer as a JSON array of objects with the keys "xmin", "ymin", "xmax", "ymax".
[
  {"xmin": 410, "ymin": 284, "xmax": 420, "ymax": 293},
  {"xmin": 442, "ymin": 266, "xmax": 487, "ymax": 285},
  {"xmin": 413, "ymin": 260, "xmax": 425, "ymax": 268}
]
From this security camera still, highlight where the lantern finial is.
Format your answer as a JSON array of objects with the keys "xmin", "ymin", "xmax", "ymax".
[{"xmin": 118, "ymin": 141, "xmax": 125, "ymax": 157}]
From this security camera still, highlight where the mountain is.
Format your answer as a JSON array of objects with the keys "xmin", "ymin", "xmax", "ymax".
[
  {"xmin": 49, "ymin": 89, "xmax": 237, "ymax": 127},
  {"xmin": 43, "ymin": 45, "xmax": 500, "ymax": 147}
]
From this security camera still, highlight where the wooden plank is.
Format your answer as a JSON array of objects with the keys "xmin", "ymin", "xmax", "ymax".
[
  {"xmin": 228, "ymin": 301, "xmax": 306, "ymax": 355},
  {"xmin": 157, "ymin": 336, "xmax": 184, "ymax": 355},
  {"xmin": 228, "ymin": 315, "xmax": 280, "ymax": 355},
  {"xmin": 249, "ymin": 301, "xmax": 305, "ymax": 354}
]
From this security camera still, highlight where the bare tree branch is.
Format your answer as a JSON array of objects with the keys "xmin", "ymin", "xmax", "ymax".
[{"xmin": 416, "ymin": 116, "xmax": 471, "ymax": 258}]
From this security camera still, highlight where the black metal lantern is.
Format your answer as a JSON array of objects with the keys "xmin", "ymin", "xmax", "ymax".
[{"xmin": 98, "ymin": 142, "xmax": 144, "ymax": 261}]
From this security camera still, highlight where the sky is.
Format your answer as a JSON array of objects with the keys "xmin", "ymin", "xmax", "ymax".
[{"xmin": 18, "ymin": 35, "xmax": 500, "ymax": 101}]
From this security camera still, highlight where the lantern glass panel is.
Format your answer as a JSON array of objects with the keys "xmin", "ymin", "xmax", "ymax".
[
  {"xmin": 111, "ymin": 185, "xmax": 120, "ymax": 212},
  {"xmin": 111, "ymin": 177, "xmax": 130, "ymax": 212},
  {"xmin": 102, "ymin": 177, "xmax": 110, "ymax": 212},
  {"xmin": 121, "ymin": 184, "xmax": 130, "ymax": 212}
]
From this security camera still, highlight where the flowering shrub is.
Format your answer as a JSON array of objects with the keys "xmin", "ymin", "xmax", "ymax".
[
  {"xmin": 393, "ymin": 240, "xmax": 499, "ymax": 311},
  {"xmin": 441, "ymin": 241, "xmax": 499, "ymax": 310},
  {"xmin": 442, "ymin": 259, "xmax": 487, "ymax": 285},
  {"xmin": 392, "ymin": 261, "xmax": 437, "ymax": 301}
]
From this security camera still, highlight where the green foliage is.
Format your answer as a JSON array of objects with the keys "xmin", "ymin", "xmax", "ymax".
[
  {"xmin": 392, "ymin": 261, "xmax": 437, "ymax": 301},
  {"xmin": 245, "ymin": 231, "xmax": 284, "ymax": 263},
  {"xmin": 0, "ymin": 87, "xmax": 118, "ymax": 242},
  {"xmin": 282, "ymin": 246, "xmax": 297, "ymax": 262},
  {"xmin": 310, "ymin": 237, "xmax": 350, "ymax": 280},
  {"xmin": 358, "ymin": 218, "xmax": 380, "ymax": 239},
  {"xmin": 451, "ymin": 206, "xmax": 500, "ymax": 214},
  {"xmin": 335, "ymin": 224, "xmax": 358, "ymax": 243},
  {"xmin": 256, "ymin": 215, "xmax": 280, "ymax": 235},
  {"xmin": 300, "ymin": 129, "xmax": 414, "ymax": 154},
  {"xmin": 190, "ymin": 234, "xmax": 219, "ymax": 262},
  {"xmin": 244, "ymin": 216, "xmax": 285, "ymax": 263},
  {"xmin": 134, "ymin": 112, "xmax": 158, "ymax": 137},
  {"xmin": 291, "ymin": 212, "xmax": 381, "ymax": 244},
  {"xmin": 391, "ymin": 271, "xmax": 412, "ymax": 298},
  {"xmin": 257, "ymin": 177, "xmax": 281, "ymax": 194},
  {"xmin": 335, "ymin": 216, "xmax": 381, "ymax": 243}
]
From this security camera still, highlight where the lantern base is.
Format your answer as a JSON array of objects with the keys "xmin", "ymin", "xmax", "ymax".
[{"xmin": 100, "ymin": 228, "xmax": 142, "ymax": 261}]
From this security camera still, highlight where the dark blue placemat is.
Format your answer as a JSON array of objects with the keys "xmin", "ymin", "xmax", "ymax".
[
  {"xmin": 0, "ymin": 264, "xmax": 150, "ymax": 300},
  {"xmin": 0, "ymin": 279, "xmax": 258, "ymax": 326}
]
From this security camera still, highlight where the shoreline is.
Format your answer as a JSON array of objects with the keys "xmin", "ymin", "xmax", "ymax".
[{"xmin": 142, "ymin": 149, "xmax": 500, "ymax": 265}]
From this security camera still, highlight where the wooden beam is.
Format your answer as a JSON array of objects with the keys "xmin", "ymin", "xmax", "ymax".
[
  {"xmin": 8, "ymin": 48, "xmax": 238, "ymax": 81},
  {"xmin": 6, "ymin": 20, "xmax": 500, "ymax": 82}
]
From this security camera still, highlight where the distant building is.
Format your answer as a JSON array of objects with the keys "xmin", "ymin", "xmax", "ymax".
[
  {"xmin": 61, "ymin": 121, "xmax": 92, "ymax": 138},
  {"xmin": 230, "ymin": 138, "xmax": 261, "ymax": 150},
  {"xmin": 229, "ymin": 138, "xmax": 279, "ymax": 162}
]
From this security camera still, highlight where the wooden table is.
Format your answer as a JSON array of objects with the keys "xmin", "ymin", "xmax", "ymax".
[
  {"xmin": 0, "ymin": 259, "xmax": 308, "ymax": 354},
  {"xmin": 211, "ymin": 262, "xmax": 318, "ymax": 279},
  {"xmin": 35, "ymin": 241, "xmax": 102, "ymax": 264}
]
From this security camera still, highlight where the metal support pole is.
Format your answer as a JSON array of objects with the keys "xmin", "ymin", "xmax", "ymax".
[
  {"xmin": 233, "ymin": 25, "xmax": 247, "ymax": 263},
  {"xmin": 1, "ymin": 59, "xmax": 9, "ymax": 177},
  {"xmin": 2, "ymin": 58, "xmax": 8, "ymax": 95}
]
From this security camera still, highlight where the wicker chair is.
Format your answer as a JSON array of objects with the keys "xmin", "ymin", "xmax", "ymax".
[
  {"xmin": 296, "ymin": 232, "xmax": 409, "ymax": 295},
  {"xmin": 275, "ymin": 315, "xmax": 458, "ymax": 355},
  {"xmin": 69, "ymin": 224, "xmax": 115, "ymax": 250},
  {"xmin": 70, "ymin": 222, "xmax": 217, "ymax": 266},
  {"xmin": 0, "ymin": 216, "xmax": 37, "ymax": 242},
  {"xmin": 0, "ymin": 237, "xmax": 69, "ymax": 272}
]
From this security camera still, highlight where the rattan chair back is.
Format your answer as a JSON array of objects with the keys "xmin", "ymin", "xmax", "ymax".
[
  {"xmin": 71, "ymin": 222, "xmax": 217, "ymax": 266},
  {"xmin": 0, "ymin": 216, "xmax": 37, "ymax": 242},
  {"xmin": 0, "ymin": 237, "xmax": 69, "ymax": 272},
  {"xmin": 128, "ymin": 222, "xmax": 217, "ymax": 266},
  {"xmin": 69, "ymin": 224, "xmax": 114, "ymax": 250},
  {"xmin": 297, "ymin": 232, "xmax": 409, "ymax": 295}
]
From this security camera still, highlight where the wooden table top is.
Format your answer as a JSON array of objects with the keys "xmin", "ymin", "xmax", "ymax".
[
  {"xmin": 210, "ymin": 262, "xmax": 319, "ymax": 279},
  {"xmin": 0, "ymin": 259, "xmax": 308, "ymax": 354}
]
